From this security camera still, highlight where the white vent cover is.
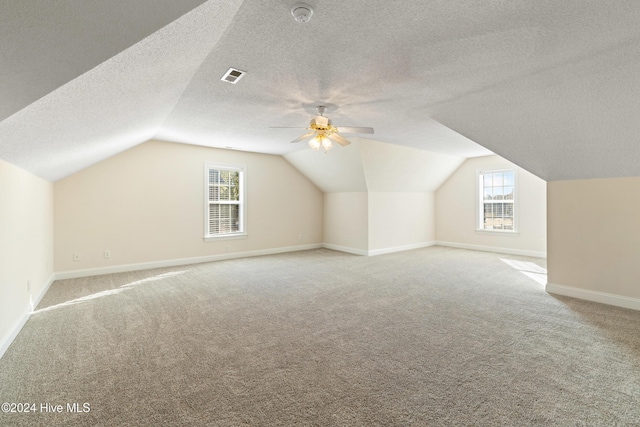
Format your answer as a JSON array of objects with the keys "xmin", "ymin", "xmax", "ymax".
[{"xmin": 221, "ymin": 68, "xmax": 246, "ymax": 84}]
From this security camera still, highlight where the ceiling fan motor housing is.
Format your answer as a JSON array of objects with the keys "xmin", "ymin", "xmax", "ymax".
[{"xmin": 311, "ymin": 116, "xmax": 330, "ymax": 129}]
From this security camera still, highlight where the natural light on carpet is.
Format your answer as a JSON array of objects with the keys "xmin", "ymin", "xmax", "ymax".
[
  {"xmin": 32, "ymin": 270, "xmax": 187, "ymax": 314},
  {"xmin": 500, "ymin": 259, "xmax": 547, "ymax": 286}
]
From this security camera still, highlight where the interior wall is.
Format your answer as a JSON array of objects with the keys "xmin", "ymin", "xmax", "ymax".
[
  {"xmin": 287, "ymin": 138, "xmax": 463, "ymax": 256},
  {"xmin": 547, "ymin": 177, "xmax": 640, "ymax": 301},
  {"xmin": 0, "ymin": 159, "xmax": 54, "ymax": 355},
  {"xmin": 368, "ymin": 192, "xmax": 435, "ymax": 252},
  {"xmin": 435, "ymin": 155, "xmax": 547, "ymax": 257},
  {"xmin": 323, "ymin": 192, "xmax": 368, "ymax": 254},
  {"xmin": 54, "ymin": 140, "xmax": 323, "ymax": 272}
]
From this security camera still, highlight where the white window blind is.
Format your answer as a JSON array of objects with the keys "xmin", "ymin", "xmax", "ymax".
[
  {"xmin": 205, "ymin": 164, "xmax": 246, "ymax": 239},
  {"xmin": 478, "ymin": 170, "xmax": 516, "ymax": 232}
]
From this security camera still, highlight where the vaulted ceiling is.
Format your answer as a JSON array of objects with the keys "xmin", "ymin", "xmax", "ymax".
[
  {"xmin": 2, "ymin": 1, "xmax": 640, "ymax": 182},
  {"xmin": 284, "ymin": 138, "xmax": 465, "ymax": 193}
]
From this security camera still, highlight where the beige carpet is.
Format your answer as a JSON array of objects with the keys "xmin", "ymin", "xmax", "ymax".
[{"xmin": 1, "ymin": 247, "xmax": 639, "ymax": 426}]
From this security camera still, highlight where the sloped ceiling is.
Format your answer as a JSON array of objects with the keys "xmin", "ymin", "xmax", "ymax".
[
  {"xmin": 284, "ymin": 140, "xmax": 368, "ymax": 193},
  {"xmin": 432, "ymin": 38, "xmax": 640, "ymax": 181},
  {"xmin": 1, "ymin": 1, "xmax": 640, "ymax": 182},
  {"xmin": 0, "ymin": 0, "xmax": 207, "ymax": 122},
  {"xmin": 0, "ymin": 1, "xmax": 243, "ymax": 180},
  {"xmin": 284, "ymin": 138, "xmax": 464, "ymax": 193},
  {"xmin": 359, "ymin": 139, "xmax": 465, "ymax": 193}
]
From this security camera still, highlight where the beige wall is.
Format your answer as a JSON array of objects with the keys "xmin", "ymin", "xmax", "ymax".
[
  {"xmin": 435, "ymin": 155, "xmax": 547, "ymax": 257},
  {"xmin": 323, "ymin": 191, "xmax": 435, "ymax": 254},
  {"xmin": 0, "ymin": 159, "xmax": 54, "ymax": 354},
  {"xmin": 548, "ymin": 177, "xmax": 640, "ymax": 300},
  {"xmin": 287, "ymin": 139, "xmax": 461, "ymax": 256},
  {"xmin": 54, "ymin": 140, "xmax": 323, "ymax": 272},
  {"xmin": 368, "ymin": 192, "xmax": 435, "ymax": 251},
  {"xmin": 323, "ymin": 192, "xmax": 368, "ymax": 253}
]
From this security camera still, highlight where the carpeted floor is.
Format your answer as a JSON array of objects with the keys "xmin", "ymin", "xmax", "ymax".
[{"xmin": 1, "ymin": 247, "xmax": 639, "ymax": 426}]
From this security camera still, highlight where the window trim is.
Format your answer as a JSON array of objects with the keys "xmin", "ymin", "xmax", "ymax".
[
  {"xmin": 203, "ymin": 162, "xmax": 247, "ymax": 241},
  {"xmin": 476, "ymin": 168, "xmax": 518, "ymax": 234}
]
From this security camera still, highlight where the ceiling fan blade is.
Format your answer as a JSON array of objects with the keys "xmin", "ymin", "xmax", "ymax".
[
  {"xmin": 270, "ymin": 126, "xmax": 307, "ymax": 129},
  {"xmin": 291, "ymin": 131, "xmax": 315, "ymax": 143},
  {"xmin": 327, "ymin": 133, "xmax": 351, "ymax": 146},
  {"xmin": 336, "ymin": 126, "xmax": 374, "ymax": 134}
]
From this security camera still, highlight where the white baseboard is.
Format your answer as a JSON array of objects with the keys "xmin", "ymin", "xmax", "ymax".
[
  {"xmin": 55, "ymin": 244, "xmax": 323, "ymax": 280},
  {"xmin": 435, "ymin": 241, "xmax": 546, "ymax": 259},
  {"xmin": 367, "ymin": 241, "xmax": 436, "ymax": 256},
  {"xmin": 322, "ymin": 243, "xmax": 368, "ymax": 256},
  {"xmin": 546, "ymin": 282, "xmax": 640, "ymax": 312},
  {"xmin": 0, "ymin": 312, "xmax": 30, "ymax": 360},
  {"xmin": 32, "ymin": 273, "xmax": 55, "ymax": 312},
  {"xmin": 0, "ymin": 273, "xmax": 55, "ymax": 360},
  {"xmin": 323, "ymin": 241, "xmax": 436, "ymax": 256}
]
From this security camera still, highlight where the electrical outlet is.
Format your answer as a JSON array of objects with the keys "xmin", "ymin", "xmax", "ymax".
[
  {"xmin": 73, "ymin": 253, "xmax": 81, "ymax": 262},
  {"xmin": 298, "ymin": 234, "xmax": 303, "ymax": 241},
  {"xmin": 225, "ymin": 245, "xmax": 231, "ymax": 253},
  {"xmin": 104, "ymin": 250, "xmax": 111, "ymax": 259}
]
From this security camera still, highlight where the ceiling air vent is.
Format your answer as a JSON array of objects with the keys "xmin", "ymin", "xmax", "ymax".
[{"xmin": 221, "ymin": 68, "xmax": 246, "ymax": 84}]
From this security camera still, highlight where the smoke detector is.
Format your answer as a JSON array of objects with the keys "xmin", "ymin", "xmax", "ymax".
[{"xmin": 291, "ymin": 3, "xmax": 313, "ymax": 23}]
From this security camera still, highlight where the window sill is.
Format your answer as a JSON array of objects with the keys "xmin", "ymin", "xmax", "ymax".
[
  {"xmin": 475, "ymin": 229, "xmax": 519, "ymax": 236},
  {"xmin": 204, "ymin": 232, "xmax": 247, "ymax": 242}
]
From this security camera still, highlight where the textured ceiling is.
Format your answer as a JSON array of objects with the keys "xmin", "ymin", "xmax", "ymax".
[
  {"xmin": 2, "ymin": 1, "xmax": 640, "ymax": 181},
  {"xmin": 0, "ymin": 0, "xmax": 207, "ymax": 122}
]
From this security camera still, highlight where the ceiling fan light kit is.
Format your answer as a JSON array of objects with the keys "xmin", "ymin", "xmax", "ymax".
[
  {"xmin": 305, "ymin": 108, "xmax": 342, "ymax": 152},
  {"xmin": 271, "ymin": 105, "xmax": 374, "ymax": 153},
  {"xmin": 309, "ymin": 134, "xmax": 332, "ymax": 152}
]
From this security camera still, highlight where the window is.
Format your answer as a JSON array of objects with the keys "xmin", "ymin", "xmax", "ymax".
[
  {"xmin": 204, "ymin": 163, "xmax": 246, "ymax": 240},
  {"xmin": 478, "ymin": 169, "xmax": 516, "ymax": 232}
]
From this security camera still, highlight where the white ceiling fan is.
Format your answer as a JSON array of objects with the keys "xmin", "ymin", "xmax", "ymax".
[{"xmin": 272, "ymin": 106, "xmax": 374, "ymax": 152}]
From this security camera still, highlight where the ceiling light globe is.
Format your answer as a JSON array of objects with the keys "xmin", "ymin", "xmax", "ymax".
[{"xmin": 309, "ymin": 137, "xmax": 321, "ymax": 150}]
